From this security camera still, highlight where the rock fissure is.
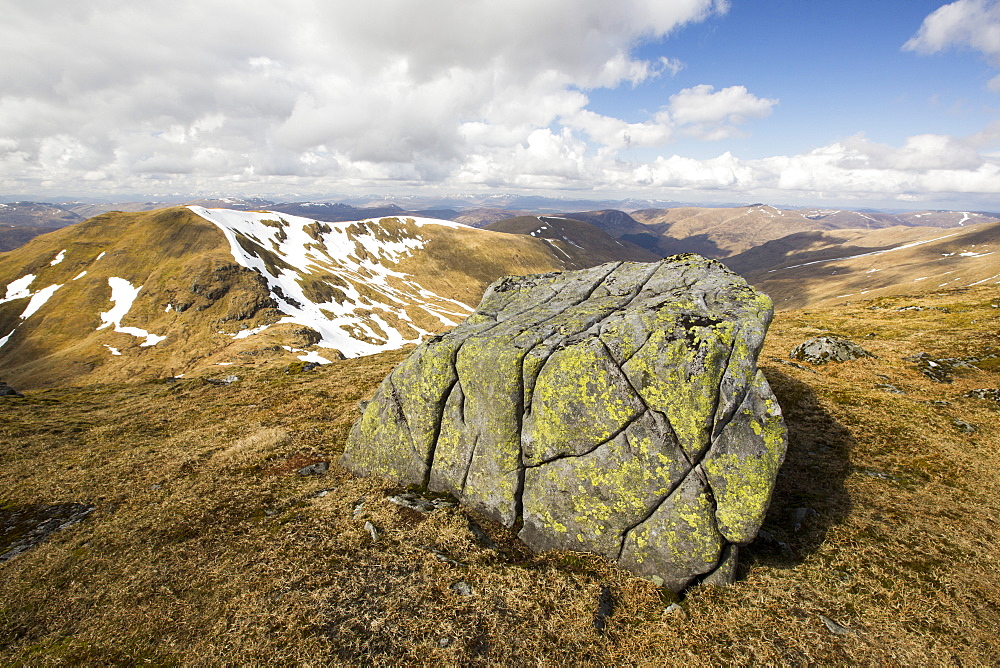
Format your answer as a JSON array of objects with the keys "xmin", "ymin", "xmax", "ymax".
[{"xmin": 342, "ymin": 256, "xmax": 787, "ymax": 592}]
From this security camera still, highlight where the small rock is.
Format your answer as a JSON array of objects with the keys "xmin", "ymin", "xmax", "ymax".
[
  {"xmin": 754, "ymin": 528, "xmax": 794, "ymax": 558},
  {"xmin": 820, "ymin": 614, "xmax": 852, "ymax": 635},
  {"xmin": 206, "ymin": 375, "xmax": 241, "ymax": 386},
  {"xmin": 314, "ymin": 489, "xmax": 329, "ymax": 498},
  {"xmin": 790, "ymin": 336, "xmax": 874, "ymax": 364},
  {"xmin": 791, "ymin": 507, "xmax": 819, "ymax": 532},
  {"xmin": 387, "ymin": 492, "xmax": 436, "ymax": 512},
  {"xmin": 296, "ymin": 462, "xmax": 329, "ymax": 476},
  {"xmin": 424, "ymin": 546, "xmax": 465, "ymax": 567},
  {"xmin": 363, "ymin": 521, "xmax": 379, "ymax": 542},
  {"xmin": 953, "ymin": 419, "xmax": 977, "ymax": 434},
  {"xmin": 468, "ymin": 519, "xmax": 500, "ymax": 551},
  {"xmin": 352, "ymin": 499, "xmax": 366, "ymax": 520},
  {"xmin": 875, "ymin": 383, "xmax": 905, "ymax": 394},
  {"xmin": 449, "ymin": 580, "xmax": 474, "ymax": 596},
  {"xmin": 0, "ymin": 382, "xmax": 24, "ymax": 397},
  {"xmin": 438, "ymin": 637, "xmax": 451, "ymax": 648},
  {"xmin": 903, "ymin": 353, "xmax": 954, "ymax": 383},
  {"xmin": 965, "ymin": 388, "xmax": 1000, "ymax": 402},
  {"xmin": 356, "ymin": 399, "xmax": 370, "ymax": 413},
  {"xmin": 663, "ymin": 603, "xmax": 687, "ymax": 619}
]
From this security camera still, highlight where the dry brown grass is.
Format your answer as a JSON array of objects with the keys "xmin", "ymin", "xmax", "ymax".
[{"xmin": 1, "ymin": 286, "xmax": 998, "ymax": 665}]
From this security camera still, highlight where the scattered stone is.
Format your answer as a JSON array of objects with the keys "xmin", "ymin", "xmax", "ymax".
[
  {"xmin": 296, "ymin": 462, "xmax": 329, "ymax": 476},
  {"xmin": 754, "ymin": 528, "xmax": 794, "ymax": 558},
  {"xmin": 1, "ymin": 503, "xmax": 96, "ymax": 562},
  {"xmin": 438, "ymin": 637, "xmax": 451, "ymax": 648},
  {"xmin": 593, "ymin": 586, "xmax": 615, "ymax": 632},
  {"xmin": 965, "ymin": 388, "xmax": 1000, "ymax": 402},
  {"xmin": 0, "ymin": 382, "xmax": 24, "ymax": 397},
  {"xmin": 903, "ymin": 353, "xmax": 956, "ymax": 383},
  {"xmin": 467, "ymin": 519, "xmax": 500, "ymax": 552},
  {"xmin": 449, "ymin": 580, "xmax": 474, "ymax": 596},
  {"xmin": 356, "ymin": 399, "xmax": 370, "ymax": 413},
  {"xmin": 953, "ymin": 419, "xmax": 977, "ymax": 433},
  {"xmin": 929, "ymin": 400, "xmax": 952, "ymax": 406},
  {"xmin": 875, "ymin": 384, "xmax": 905, "ymax": 395},
  {"xmin": 206, "ymin": 375, "xmax": 240, "ymax": 386},
  {"xmin": 820, "ymin": 614, "xmax": 852, "ymax": 636},
  {"xmin": 363, "ymin": 521, "xmax": 379, "ymax": 542},
  {"xmin": 424, "ymin": 546, "xmax": 465, "ymax": 567},
  {"xmin": 387, "ymin": 491, "xmax": 457, "ymax": 512},
  {"xmin": 314, "ymin": 489, "xmax": 330, "ymax": 498},
  {"xmin": 342, "ymin": 256, "xmax": 787, "ymax": 592},
  {"xmin": 791, "ymin": 507, "xmax": 819, "ymax": 532},
  {"xmin": 286, "ymin": 361, "xmax": 321, "ymax": 374},
  {"xmin": 352, "ymin": 500, "xmax": 366, "ymax": 520},
  {"xmin": 663, "ymin": 603, "xmax": 687, "ymax": 619},
  {"xmin": 859, "ymin": 469, "xmax": 900, "ymax": 482},
  {"xmin": 790, "ymin": 336, "xmax": 874, "ymax": 364}
]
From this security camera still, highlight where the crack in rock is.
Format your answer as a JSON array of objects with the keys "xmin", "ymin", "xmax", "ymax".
[{"xmin": 341, "ymin": 255, "xmax": 787, "ymax": 592}]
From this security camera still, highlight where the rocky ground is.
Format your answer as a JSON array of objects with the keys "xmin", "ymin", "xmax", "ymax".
[{"xmin": 0, "ymin": 284, "xmax": 998, "ymax": 664}]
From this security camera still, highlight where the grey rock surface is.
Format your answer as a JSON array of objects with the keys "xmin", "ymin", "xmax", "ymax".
[
  {"xmin": 790, "ymin": 336, "xmax": 874, "ymax": 364},
  {"xmin": 341, "ymin": 255, "xmax": 787, "ymax": 592}
]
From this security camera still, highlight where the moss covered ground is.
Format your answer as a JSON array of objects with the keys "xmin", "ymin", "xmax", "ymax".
[{"xmin": 0, "ymin": 285, "xmax": 997, "ymax": 664}]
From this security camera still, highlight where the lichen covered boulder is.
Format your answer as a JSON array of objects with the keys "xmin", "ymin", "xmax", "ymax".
[
  {"xmin": 790, "ymin": 336, "xmax": 874, "ymax": 364},
  {"xmin": 341, "ymin": 255, "xmax": 787, "ymax": 592}
]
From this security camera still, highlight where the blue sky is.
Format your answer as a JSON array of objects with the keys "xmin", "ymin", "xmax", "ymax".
[{"xmin": 1, "ymin": 0, "xmax": 999, "ymax": 210}]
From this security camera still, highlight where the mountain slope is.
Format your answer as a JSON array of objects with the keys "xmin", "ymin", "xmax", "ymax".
[
  {"xmin": 485, "ymin": 215, "xmax": 661, "ymax": 263},
  {"xmin": 0, "ymin": 207, "xmax": 574, "ymax": 388},
  {"xmin": 725, "ymin": 221, "xmax": 1000, "ymax": 309}
]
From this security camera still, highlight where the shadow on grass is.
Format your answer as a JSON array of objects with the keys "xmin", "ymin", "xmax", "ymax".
[{"xmin": 739, "ymin": 368, "xmax": 855, "ymax": 576}]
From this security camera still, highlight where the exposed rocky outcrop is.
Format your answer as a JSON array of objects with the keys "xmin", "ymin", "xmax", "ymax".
[{"xmin": 341, "ymin": 255, "xmax": 787, "ymax": 592}]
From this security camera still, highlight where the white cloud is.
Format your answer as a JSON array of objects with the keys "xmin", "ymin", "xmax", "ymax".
[
  {"xmin": 667, "ymin": 85, "xmax": 778, "ymax": 139},
  {"xmin": 904, "ymin": 0, "xmax": 1000, "ymax": 64}
]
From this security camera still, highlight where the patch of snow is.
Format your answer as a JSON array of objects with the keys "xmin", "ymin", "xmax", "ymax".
[
  {"xmin": 777, "ymin": 232, "xmax": 963, "ymax": 271},
  {"xmin": 969, "ymin": 273, "xmax": 1000, "ymax": 286},
  {"xmin": 20, "ymin": 284, "xmax": 62, "ymax": 319},
  {"xmin": 835, "ymin": 294, "xmax": 854, "ymax": 298},
  {"xmin": 189, "ymin": 207, "xmax": 474, "ymax": 357},
  {"xmin": 959, "ymin": 251, "xmax": 994, "ymax": 258},
  {"xmin": 104, "ymin": 345, "xmax": 122, "ymax": 356},
  {"xmin": 1, "ymin": 274, "xmax": 36, "ymax": 304},
  {"xmin": 165, "ymin": 303, "xmax": 173, "ymax": 312},
  {"xmin": 233, "ymin": 324, "xmax": 270, "ymax": 339},
  {"xmin": 297, "ymin": 350, "xmax": 332, "ymax": 364},
  {"xmin": 0, "ymin": 331, "xmax": 12, "ymax": 349},
  {"xmin": 50, "ymin": 250, "xmax": 66, "ymax": 266},
  {"xmin": 914, "ymin": 277, "xmax": 928, "ymax": 281},
  {"xmin": 97, "ymin": 277, "xmax": 166, "ymax": 346},
  {"xmin": 73, "ymin": 271, "xmax": 87, "ymax": 280},
  {"xmin": 216, "ymin": 362, "xmax": 234, "ymax": 365},
  {"xmin": 959, "ymin": 212, "xmax": 971, "ymax": 226},
  {"xmin": 95, "ymin": 252, "xmax": 106, "ymax": 261}
]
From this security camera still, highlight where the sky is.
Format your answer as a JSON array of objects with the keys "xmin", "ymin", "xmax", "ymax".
[{"xmin": 2, "ymin": 0, "xmax": 1000, "ymax": 210}]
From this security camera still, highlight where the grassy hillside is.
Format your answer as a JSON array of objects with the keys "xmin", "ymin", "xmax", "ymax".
[
  {"xmin": 486, "ymin": 215, "xmax": 661, "ymax": 264},
  {"xmin": 728, "ymin": 221, "xmax": 1000, "ymax": 310},
  {"xmin": 1, "ymin": 283, "xmax": 997, "ymax": 664}
]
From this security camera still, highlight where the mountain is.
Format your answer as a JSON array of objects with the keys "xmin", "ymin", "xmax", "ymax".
[
  {"xmin": 724, "ymin": 221, "xmax": 1000, "ymax": 309},
  {"xmin": 0, "ymin": 207, "xmax": 580, "ymax": 388},
  {"xmin": 485, "ymin": 215, "xmax": 661, "ymax": 263},
  {"xmin": 628, "ymin": 205, "xmax": 1000, "ymax": 259}
]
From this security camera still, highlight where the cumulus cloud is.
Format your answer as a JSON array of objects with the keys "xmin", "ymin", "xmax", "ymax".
[
  {"xmin": 903, "ymin": 0, "xmax": 1000, "ymax": 63},
  {"xmin": 666, "ymin": 85, "xmax": 778, "ymax": 139},
  {"xmin": 0, "ymin": 0, "xmax": 732, "ymax": 194}
]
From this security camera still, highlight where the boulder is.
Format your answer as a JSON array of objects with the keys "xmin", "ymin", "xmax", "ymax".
[
  {"xmin": 341, "ymin": 255, "xmax": 787, "ymax": 592},
  {"xmin": 790, "ymin": 336, "xmax": 873, "ymax": 364}
]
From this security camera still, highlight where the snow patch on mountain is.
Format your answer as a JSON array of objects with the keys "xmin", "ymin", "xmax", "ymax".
[
  {"xmin": 189, "ymin": 207, "xmax": 475, "ymax": 358},
  {"xmin": 1, "ymin": 274, "xmax": 36, "ymax": 304},
  {"xmin": 20, "ymin": 284, "xmax": 62, "ymax": 320},
  {"xmin": 98, "ymin": 277, "xmax": 166, "ymax": 347}
]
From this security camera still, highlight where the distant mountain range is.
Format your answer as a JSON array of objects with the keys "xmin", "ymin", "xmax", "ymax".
[{"xmin": 2, "ymin": 199, "xmax": 997, "ymax": 387}]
